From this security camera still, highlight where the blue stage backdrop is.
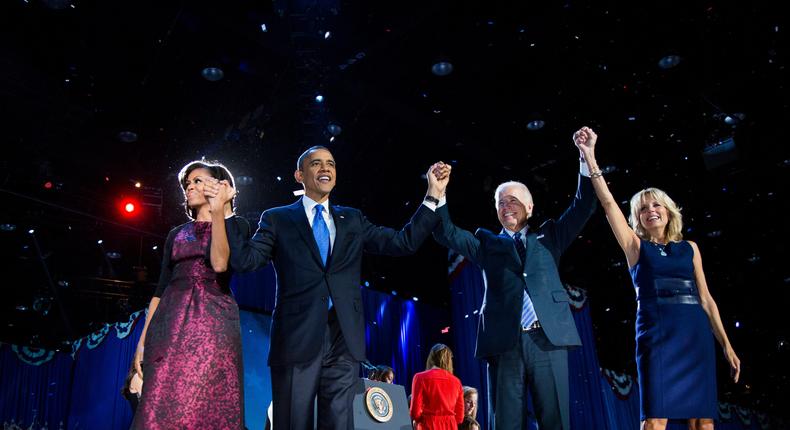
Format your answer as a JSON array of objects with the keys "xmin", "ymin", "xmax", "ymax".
[{"xmin": 0, "ymin": 262, "xmax": 774, "ymax": 429}]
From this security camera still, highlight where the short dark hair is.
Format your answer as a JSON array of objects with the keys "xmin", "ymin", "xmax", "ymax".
[
  {"xmin": 296, "ymin": 145, "xmax": 331, "ymax": 171},
  {"xmin": 177, "ymin": 160, "xmax": 236, "ymax": 220},
  {"xmin": 371, "ymin": 365, "xmax": 394, "ymax": 382}
]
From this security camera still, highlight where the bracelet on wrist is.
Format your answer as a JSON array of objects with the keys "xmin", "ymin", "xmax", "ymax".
[
  {"xmin": 590, "ymin": 170, "xmax": 604, "ymax": 178},
  {"xmin": 424, "ymin": 195, "xmax": 440, "ymax": 205}
]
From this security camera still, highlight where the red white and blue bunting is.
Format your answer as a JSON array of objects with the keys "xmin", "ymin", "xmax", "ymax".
[
  {"xmin": 716, "ymin": 402, "xmax": 763, "ymax": 426},
  {"xmin": 10, "ymin": 345, "xmax": 55, "ymax": 366},
  {"xmin": 8, "ymin": 309, "xmax": 145, "ymax": 365},
  {"xmin": 85, "ymin": 324, "xmax": 111, "ymax": 350},
  {"xmin": 602, "ymin": 368, "xmax": 633, "ymax": 399},
  {"xmin": 565, "ymin": 284, "xmax": 587, "ymax": 310},
  {"xmin": 734, "ymin": 405, "xmax": 751, "ymax": 425},
  {"xmin": 115, "ymin": 309, "xmax": 143, "ymax": 339},
  {"xmin": 718, "ymin": 402, "xmax": 732, "ymax": 420}
]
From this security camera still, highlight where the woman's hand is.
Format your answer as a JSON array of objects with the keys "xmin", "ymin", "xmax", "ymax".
[
  {"xmin": 133, "ymin": 343, "xmax": 144, "ymax": 379},
  {"xmin": 725, "ymin": 346, "xmax": 741, "ymax": 383},
  {"xmin": 573, "ymin": 126, "xmax": 597, "ymax": 162}
]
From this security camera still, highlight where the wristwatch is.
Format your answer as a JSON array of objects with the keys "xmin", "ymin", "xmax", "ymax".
[{"xmin": 424, "ymin": 195, "xmax": 440, "ymax": 205}]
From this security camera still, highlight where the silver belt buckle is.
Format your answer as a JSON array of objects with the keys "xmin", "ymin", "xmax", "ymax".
[{"xmin": 522, "ymin": 320, "xmax": 541, "ymax": 332}]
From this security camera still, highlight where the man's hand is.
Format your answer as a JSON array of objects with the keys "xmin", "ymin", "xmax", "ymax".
[
  {"xmin": 204, "ymin": 179, "xmax": 236, "ymax": 214},
  {"xmin": 427, "ymin": 162, "xmax": 452, "ymax": 198}
]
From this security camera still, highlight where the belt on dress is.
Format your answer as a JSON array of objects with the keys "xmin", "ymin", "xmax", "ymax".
[{"xmin": 637, "ymin": 278, "xmax": 700, "ymax": 305}]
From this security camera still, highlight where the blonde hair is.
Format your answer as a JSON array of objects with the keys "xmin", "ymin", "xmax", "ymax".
[
  {"xmin": 426, "ymin": 343, "xmax": 454, "ymax": 374},
  {"xmin": 628, "ymin": 187, "xmax": 683, "ymax": 242}
]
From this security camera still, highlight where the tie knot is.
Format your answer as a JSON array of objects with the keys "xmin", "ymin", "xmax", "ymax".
[
  {"xmin": 315, "ymin": 204, "xmax": 324, "ymax": 215},
  {"xmin": 513, "ymin": 232, "xmax": 521, "ymax": 241}
]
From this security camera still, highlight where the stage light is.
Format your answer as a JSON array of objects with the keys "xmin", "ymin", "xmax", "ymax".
[
  {"xmin": 324, "ymin": 31, "xmax": 332, "ymax": 40},
  {"xmin": 315, "ymin": 94, "xmax": 324, "ymax": 103},
  {"xmin": 118, "ymin": 131, "xmax": 138, "ymax": 143},
  {"xmin": 134, "ymin": 182, "xmax": 142, "ymax": 188},
  {"xmin": 202, "ymin": 67, "xmax": 224, "ymax": 82},
  {"xmin": 97, "ymin": 240, "xmax": 103, "ymax": 244},
  {"xmin": 236, "ymin": 176, "xmax": 254, "ymax": 186},
  {"xmin": 44, "ymin": 181, "xmax": 53, "ymax": 189},
  {"xmin": 431, "ymin": 61, "xmax": 453, "ymax": 76},
  {"xmin": 526, "ymin": 120, "xmax": 545, "ymax": 131},
  {"xmin": 260, "ymin": 23, "xmax": 268, "ymax": 32},
  {"xmin": 327, "ymin": 123, "xmax": 342, "ymax": 136},
  {"xmin": 119, "ymin": 198, "xmax": 141, "ymax": 218},
  {"xmin": 658, "ymin": 55, "xmax": 681, "ymax": 69}
]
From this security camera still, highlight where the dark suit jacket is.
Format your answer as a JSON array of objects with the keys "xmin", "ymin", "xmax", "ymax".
[
  {"xmin": 227, "ymin": 198, "xmax": 439, "ymax": 366},
  {"xmin": 433, "ymin": 175, "xmax": 596, "ymax": 359}
]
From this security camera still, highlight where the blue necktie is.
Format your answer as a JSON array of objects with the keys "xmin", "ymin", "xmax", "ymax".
[
  {"xmin": 312, "ymin": 205, "xmax": 330, "ymax": 266},
  {"xmin": 514, "ymin": 232, "xmax": 537, "ymax": 329},
  {"xmin": 312, "ymin": 205, "xmax": 332, "ymax": 308}
]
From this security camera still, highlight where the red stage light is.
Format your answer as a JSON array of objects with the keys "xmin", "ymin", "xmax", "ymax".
[
  {"xmin": 119, "ymin": 198, "xmax": 140, "ymax": 217},
  {"xmin": 44, "ymin": 181, "xmax": 53, "ymax": 189}
]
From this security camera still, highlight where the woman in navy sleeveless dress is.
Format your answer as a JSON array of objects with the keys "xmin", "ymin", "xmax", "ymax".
[
  {"xmin": 131, "ymin": 161, "xmax": 248, "ymax": 429},
  {"xmin": 573, "ymin": 127, "xmax": 740, "ymax": 430}
]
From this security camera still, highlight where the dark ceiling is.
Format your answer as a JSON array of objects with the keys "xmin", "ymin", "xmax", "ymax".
[{"xmin": 1, "ymin": 0, "xmax": 788, "ymax": 416}]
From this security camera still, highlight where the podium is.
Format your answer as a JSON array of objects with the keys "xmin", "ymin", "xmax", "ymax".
[{"xmin": 352, "ymin": 379, "xmax": 413, "ymax": 430}]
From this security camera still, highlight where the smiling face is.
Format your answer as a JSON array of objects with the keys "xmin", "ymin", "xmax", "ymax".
[
  {"xmin": 638, "ymin": 197, "xmax": 670, "ymax": 235},
  {"xmin": 464, "ymin": 392, "xmax": 478, "ymax": 417},
  {"xmin": 294, "ymin": 148, "xmax": 336, "ymax": 202},
  {"xmin": 495, "ymin": 184, "xmax": 533, "ymax": 232},
  {"xmin": 628, "ymin": 188, "xmax": 684, "ymax": 242}
]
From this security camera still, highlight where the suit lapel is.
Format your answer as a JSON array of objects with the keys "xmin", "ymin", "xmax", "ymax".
[
  {"xmin": 524, "ymin": 233, "xmax": 537, "ymax": 270},
  {"xmin": 328, "ymin": 205, "xmax": 347, "ymax": 266},
  {"xmin": 499, "ymin": 232, "xmax": 522, "ymax": 267},
  {"xmin": 287, "ymin": 199, "xmax": 324, "ymax": 267}
]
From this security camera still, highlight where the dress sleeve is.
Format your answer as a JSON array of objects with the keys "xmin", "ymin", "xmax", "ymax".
[
  {"xmin": 454, "ymin": 377, "xmax": 465, "ymax": 424},
  {"xmin": 153, "ymin": 227, "xmax": 179, "ymax": 298},
  {"xmin": 410, "ymin": 372, "xmax": 424, "ymax": 423}
]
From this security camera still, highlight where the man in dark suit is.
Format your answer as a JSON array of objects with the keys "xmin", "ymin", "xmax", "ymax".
[
  {"xmin": 431, "ymin": 129, "xmax": 596, "ymax": 429},
  {"xmin": 226, "ymin": 146, "xmax": 449, "ymax": 430}
]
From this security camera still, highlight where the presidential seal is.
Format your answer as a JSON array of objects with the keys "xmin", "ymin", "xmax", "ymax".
[{"xmin": 365, "ymin": 386, "xmax": 393, "ymax": 422}]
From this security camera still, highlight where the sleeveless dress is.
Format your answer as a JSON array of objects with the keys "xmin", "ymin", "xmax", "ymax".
[
  {"xmin": 629, "ymin": 239, "xmax": 716, "ymax": 420},
  {"xmin": 131, "ymin": 221, "xmax": 244, "ymax": 429}
]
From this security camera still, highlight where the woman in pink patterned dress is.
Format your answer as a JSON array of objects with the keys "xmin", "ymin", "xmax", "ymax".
[{"xmin": 131, "ymin": 160, "xmax": 248, "ymax": 429}]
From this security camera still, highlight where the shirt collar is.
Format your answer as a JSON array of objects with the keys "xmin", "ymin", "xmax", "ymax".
[
  {"xmin": 503, "ymin": 225, "xmax": 529, "ymax": 239},
  {"xmin": 303, "ymin": 195, "xmax": 330, "ymax": 215}
]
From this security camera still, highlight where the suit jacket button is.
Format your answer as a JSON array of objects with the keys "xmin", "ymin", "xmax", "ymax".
[{"xmin": 321, "ymin": 296, "xmax": 328, "ymax": 302}]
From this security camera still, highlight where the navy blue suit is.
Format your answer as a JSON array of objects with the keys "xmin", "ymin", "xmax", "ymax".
[
  {"xmin": 228, "ymin": 199, "xmax": 439, "ymax": 430},
  {"xmin": 433, "ymin": 175, "xmax": 596, "ymax": 430}
]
